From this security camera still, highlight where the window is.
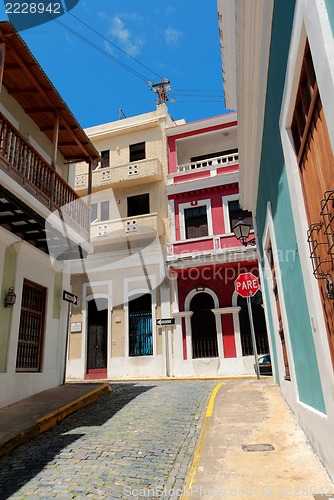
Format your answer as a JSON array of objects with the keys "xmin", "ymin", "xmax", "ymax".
[
  {"xmin": 129, "ymin": 142, "xmax": 145, "ymax": 162},
  {"xmin": 16, "ymin": 280, "xmax": 47, "ymax": 372},
  {"xmin": 127, "ymin": 193, "xmax": 150, "ymax": 217},
  {"xmin": 291, "ymin": 41, "xmax": 316, "ymax": 163},
  {"xmin": 184, "ymin": 206, "xmax": 208, "ymax": 239},
  {"xmin": 228, "ymin": 200, "xmax": 253, "ymax": 232},
  {"xmin": 91, "ymin": 203, "xmax": 98, "ymax": 222},
  {"xmin": 101, "ymin": 150, "xmax": 110, "ymax": 168},
  {"xmin": 91, "ymin": 201, "xmax": 109, "ymax": 222},
  {"xmin": 129, "ymin": 294, "xmax": 153, "ymax": 356},
  {"xmin": 101, "ymin": 201, "xmax": 109, "ymax": 221}
]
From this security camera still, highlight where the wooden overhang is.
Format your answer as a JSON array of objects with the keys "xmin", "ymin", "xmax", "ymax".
[
  {"xmin": 0, "ymin": 21, "xmax": 100, "ymax": 165},
  {"xmin": 0, "ymin": 22, "xmax": 99, "ymax": 258}
]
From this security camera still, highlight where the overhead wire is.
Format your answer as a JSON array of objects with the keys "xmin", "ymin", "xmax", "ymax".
[
  {"xmin": 64, "ymin": 8, "xmax": 165, "ymax": 81},
  {"xmin": 42, "ymin": 10, "xmax": 225, "ymax": 105},
  {"xmin": 42, "ymin": 11, "xmax": 155, "ymax": 83}
]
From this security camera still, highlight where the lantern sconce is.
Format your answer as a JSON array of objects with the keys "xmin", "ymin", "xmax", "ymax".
[
  {"xmin": 232, "ymin": 219, "xmax": 256, "ymax": 247},
  {"xmin": 4, "ymin": 287, "xmax": 16, "ymax": 308}
]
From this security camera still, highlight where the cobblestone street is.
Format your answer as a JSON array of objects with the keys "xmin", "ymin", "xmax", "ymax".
[{"xmin": 0, "ymin": 381, "xmax": 217, "ymax": 499}]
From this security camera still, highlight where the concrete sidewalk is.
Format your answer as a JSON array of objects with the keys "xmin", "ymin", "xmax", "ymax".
[
  {"xmin": 183, "ymin": 378, "xmax": 334, "ymax": 500},
  {"xmin": 0, "ymin": 382, "xmax": 111, "ymax": 458}
]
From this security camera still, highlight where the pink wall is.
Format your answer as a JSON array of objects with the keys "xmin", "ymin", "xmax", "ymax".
[
  {"xmin": 167, "ymin": 120, "xmax": 238, "ymax": 174},
  {"xmin": 172, "ymin": 185, "xmax": 238, "ymax": 241}
]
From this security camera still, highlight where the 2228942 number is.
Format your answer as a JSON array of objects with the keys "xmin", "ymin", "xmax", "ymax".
[{"xmin": 5, "ymin": 3, "xmax": 61, "ymax": 14}]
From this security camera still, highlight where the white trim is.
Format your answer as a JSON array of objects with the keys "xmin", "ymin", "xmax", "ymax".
[
  {"xmin": 179, "ymin": 199, "xmax": 213, "ymax": 241},
  {"xmin": 262, "ymin": 204, "xmax": 297, "ymax": 393},
  {"xmin": 222, "ymin": 193, "xmax": 239, "ymax": 234},
  {"xmin": 166, "ymin": 171, "xmax": 239, "ymax": 194},
  {"xmin": 212, "ymin": 307, "xmax": 241, "ymax": 315},
  {"xmin": 82, "ymin": 281, "xmax": 112, "ymax": 376},
  {"xmin": 168, "ymin": 199, "xmax": 176, "ymax": 242},
  {"xmin": 124, "ymin": 276, "xmax": 157, "ymax": 358}
]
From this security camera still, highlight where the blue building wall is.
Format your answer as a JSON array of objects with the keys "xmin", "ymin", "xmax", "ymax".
[
  {"xmin": 255, "ymin": 0, "xmax": 326, "ymax": 412},
  {"xmin": 325, "ymin": 0, "xmax": 334, "ymax": 33}
]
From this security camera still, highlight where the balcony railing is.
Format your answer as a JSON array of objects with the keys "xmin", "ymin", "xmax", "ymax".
[
  {"xmin": 91, "ymin": 213, "xmax": 165, "ymax": 243},
  {"xmin": 75, "ymin": 158, "xmax": 162, "ymax": 191},
  {"xmin": 177, "ymin": 152, "xmax": 239, "ymax": 173},
  {"xmin": 0, "ymin": 113, "xmax": 90, "ymax": 238}
]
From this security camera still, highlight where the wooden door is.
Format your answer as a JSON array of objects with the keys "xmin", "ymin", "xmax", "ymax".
[
  {"xmin": 292, "ymin": 42, "xmax": 334, "ymax": 367},
  {"xmin": 87, "ymin": 299, "xmax": 108, "ymax": 370}
]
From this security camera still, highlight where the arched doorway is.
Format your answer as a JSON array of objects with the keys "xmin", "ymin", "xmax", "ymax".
[
  {"xmin": 87, "ymin": 298, "xmax": 108, "ymax": 373},
  {"xmin": 237, "ymin": 291, "xmax": 269, "ymax": 355},
  {"xmin": 190, "ymin": 293, "xmax": 218, "ymax": 358},
  {"xmin": 128, "ymin": 294, "xmax": 153, "ymax": 356}
]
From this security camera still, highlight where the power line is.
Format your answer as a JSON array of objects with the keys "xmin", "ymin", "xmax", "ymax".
[
  {"xmin": 172, "ymin": 89, "xmax": 224, "ymax": 93},
  {"xmin": 43, "ymin": 12, "xmax": 150, "ymax": 83},
  {"xmin": 172, "ymin": 93, "xmax": 224, "ymax": 98},
  {"xmin": 65, "ymin": 9, "xmax": 165, "ymax": 81},
  {"xmin": 174, "ymin": 100, "xmax": 225, "ymax": 103}
]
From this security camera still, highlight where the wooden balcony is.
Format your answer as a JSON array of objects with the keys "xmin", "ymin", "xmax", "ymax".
[
  {"xmin": 75, "ymin": 158, "xmax": 162, "ymax": 193},
  {"xmin": 0, "ymin": 113, "xmax": 90, "ymax": 242},
  {"xmin": 91, "ymin": 213, "xmax": 165, "ymax": 244}
]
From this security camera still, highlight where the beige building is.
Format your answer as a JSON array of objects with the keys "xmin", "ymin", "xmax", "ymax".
[{"xmin": 67, "ymin": 104, "xmax": 176, "ymax": 380}]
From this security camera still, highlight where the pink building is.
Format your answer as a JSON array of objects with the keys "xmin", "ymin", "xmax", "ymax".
[{"xmin": 166, "ymin": 113, "xmax": 269, "ymax": 377}]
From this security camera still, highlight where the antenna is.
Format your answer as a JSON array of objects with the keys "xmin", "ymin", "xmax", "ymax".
[
  {"xmin": 147, "ymin": 79, "xmax": 171, "ymax": 104},
  {"xmin": 119, "ymin": 108, "xmax": 127, "ymax": 119}
]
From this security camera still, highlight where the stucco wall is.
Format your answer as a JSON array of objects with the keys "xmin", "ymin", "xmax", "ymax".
[{"xmin": 255, "ymin": 0, "xmax": 325, "ymax": 412}]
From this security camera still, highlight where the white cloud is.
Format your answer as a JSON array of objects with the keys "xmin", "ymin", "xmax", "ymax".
[
  {"xmin": 164, "ymin": 26, "xmax": 183, "ymax": 46},
  {"xmin": 98, "ymin": 13, "xmax": 144, "ymax": 57},
  {"xmin": 165, "ymin": 6, "xmax": 176, "ymax": 15}
]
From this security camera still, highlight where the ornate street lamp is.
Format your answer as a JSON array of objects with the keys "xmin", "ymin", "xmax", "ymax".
[{"xmin": 232, "ymin": 219, "xmax": 256, "ymax": 246}]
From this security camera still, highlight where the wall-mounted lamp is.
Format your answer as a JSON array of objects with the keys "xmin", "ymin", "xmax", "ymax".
[
  {"xmin": 4, "ymin": 287, "xmax": 16, "ymax": 308},
  {"xmin": 232, "ymin": 219, "xmax": 256, "ymax": 247}
]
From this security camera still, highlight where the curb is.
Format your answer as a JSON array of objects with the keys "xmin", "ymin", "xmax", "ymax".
[
  {"xmin": 0, "ymin": 383, "xmax": 111, "ymax": 458},
  {"xmin": 181, "ymin": 382, "xmax": 225, "ymax": 499}
]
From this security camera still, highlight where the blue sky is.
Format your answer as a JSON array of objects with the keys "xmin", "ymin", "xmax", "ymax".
[{"xmin": 0, "ymin": 0, "xmax": 230, "ymax": 128}]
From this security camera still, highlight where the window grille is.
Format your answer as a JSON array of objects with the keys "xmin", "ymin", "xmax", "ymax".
[{"xmin": 16, "ymin": 280, "xmax": 46, "ymax": 372}]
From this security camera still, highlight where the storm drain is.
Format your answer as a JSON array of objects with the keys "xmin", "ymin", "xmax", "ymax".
[{"xmin": 242, "ymin": 443, "xmax": 275, "ymax": 452}]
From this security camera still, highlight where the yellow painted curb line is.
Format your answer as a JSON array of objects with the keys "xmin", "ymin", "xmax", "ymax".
[
  {"xmin": 38, "ymin": 383, "xmax": 111, "ymax": 432},
  {"xmin": 0, "ymin": 383, "xmax": 111, "ymax": 458},
  {"xmin": 181, "ymin": 382, "xmax": 224, "ymax": 499}
]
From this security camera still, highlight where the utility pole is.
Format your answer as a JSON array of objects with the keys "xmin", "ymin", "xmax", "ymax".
[{"xmin": 147, "ymin": 79, "xmax": 171, "ymax": 104}]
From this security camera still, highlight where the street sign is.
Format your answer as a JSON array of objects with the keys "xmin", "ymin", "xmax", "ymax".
[
  {"xmin": 156, "ymin": 318, "xmax": 175, "ymax": 326},
  {"xmin": 234, "ymin": 272, "xmax": 259, "ymax": 298},
  {"xmin": 63, "ymin": 290, "xmax": 78, "ymax": 305}
]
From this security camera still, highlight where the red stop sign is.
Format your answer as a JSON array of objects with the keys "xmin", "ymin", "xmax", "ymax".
[{"xmin": 234, "ymin": 272, "xmax": 259, "ymax": 297}]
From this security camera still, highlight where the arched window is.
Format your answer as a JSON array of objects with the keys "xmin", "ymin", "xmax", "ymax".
[{"xmin": 190, "ymin": 293, "xmax": 218, "ymax": 358}]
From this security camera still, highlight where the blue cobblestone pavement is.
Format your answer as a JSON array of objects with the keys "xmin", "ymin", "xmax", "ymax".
[{"xmin": 0, "ymin": 381, "xmax": 218, "ymax": 499}]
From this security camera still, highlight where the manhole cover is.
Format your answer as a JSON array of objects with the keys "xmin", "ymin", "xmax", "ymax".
[{"xmin": 242, "ymin": 443, "xmax": 275, "ymax": 452}]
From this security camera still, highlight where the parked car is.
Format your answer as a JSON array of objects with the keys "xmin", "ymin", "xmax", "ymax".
[{"xmin": 255, "ymin": 353, "xmax": 272, "ymax": 376}]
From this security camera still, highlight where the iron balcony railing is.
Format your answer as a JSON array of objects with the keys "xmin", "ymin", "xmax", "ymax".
[{"xmin": 0, "ymin": 112, "xmax": 90, "ymax": 238}]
